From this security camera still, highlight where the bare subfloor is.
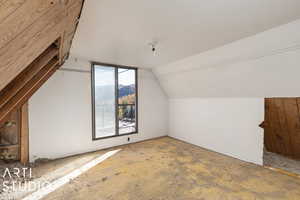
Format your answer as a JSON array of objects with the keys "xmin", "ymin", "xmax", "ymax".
[
  {"xmin": 37, "ymin": 137, "xmax": 300, "ymax": 200},
  {"xmin": 264, "ymin": 150, "xmax": 300, "ymax": 175},
  {"xmin": 0, "ymin": 149, "xmax": 107, "ymax": 199}
]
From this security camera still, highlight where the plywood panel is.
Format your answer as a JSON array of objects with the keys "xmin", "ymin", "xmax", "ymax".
[
  {"xmin": 264, "ymin": 98, "xmax": 300, "ymax": 159},
  {"xmin": 274, "ymin": 99, "xmax": 294, "ymax": 156},
  {"xmin": 287, "ymin": 98, "xmax": 300, "ymax": 157},
  {"xmin": 264, "ymin": 99, "xmax": 275, "ymax": 151}
]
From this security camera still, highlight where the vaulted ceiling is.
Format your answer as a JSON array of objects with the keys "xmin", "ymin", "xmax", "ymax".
[{"xmin": 71, "ymin": 0, "xmax": 300, "ymax": 68}]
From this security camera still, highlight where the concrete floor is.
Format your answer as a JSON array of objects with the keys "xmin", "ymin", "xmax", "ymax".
[
  {"xmin": 264, "ymin": 150, "xmax": 300, "ymax": 175},
  {"xmin": 40, "ymin": 137, "xmax": 300, "ymax": 200}
]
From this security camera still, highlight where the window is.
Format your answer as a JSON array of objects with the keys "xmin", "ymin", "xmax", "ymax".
[{"xmin": 91, "ymin": 63, "xmax": 138, "ymax": 140}]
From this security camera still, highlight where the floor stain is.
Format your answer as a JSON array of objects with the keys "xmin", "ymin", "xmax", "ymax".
[{"xmin": 43, "ymin": 137, "xmax": 300, "ymax": 200}]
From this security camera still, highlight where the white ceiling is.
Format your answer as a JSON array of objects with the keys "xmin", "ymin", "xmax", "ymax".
[{"xmin": 71, "ymin": 0, "xmax": 300, "ymax": 68}]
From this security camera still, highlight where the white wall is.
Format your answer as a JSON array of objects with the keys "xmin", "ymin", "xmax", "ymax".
[
  {"xmin": 169, "ymin": 98, "xmax": 264, "ymax": 165},
  {"xmin": 154, "ymin": 19, "xmax": 300, "ymax": 98},
  {"xmin": 153, "ymin": 19, "xmax": 300, "ymax": 165},
  {"xmin": 28, "ymin": 58, "xmax": 168, "ymax": 162},
  {"xmin": 29, "ymin": 19, "xmax": 300, "ymax": 165}
]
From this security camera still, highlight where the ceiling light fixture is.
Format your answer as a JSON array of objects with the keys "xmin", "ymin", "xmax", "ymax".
[{"xmin": 148, "ymin": 41, "xmax": 158, "ymax": 56}]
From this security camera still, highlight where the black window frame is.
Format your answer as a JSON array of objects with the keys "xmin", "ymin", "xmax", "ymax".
[{"xmin": 91, "ymin": 62, "xmax": 138, "ymax": 140}]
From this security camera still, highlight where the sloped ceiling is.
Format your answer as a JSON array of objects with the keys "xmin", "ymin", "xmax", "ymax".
[
  {"xmin": 71, "ymin": 0, "xmax": 300, "ymax": 68},
  {"xmin": 153, "ymin": 19, "xmax": 300, "ymax": 98}
]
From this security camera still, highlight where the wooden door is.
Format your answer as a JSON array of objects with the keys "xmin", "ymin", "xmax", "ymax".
[{"xmin": 263, "ymin": 98, "xmax": 300, "ymax": 159}]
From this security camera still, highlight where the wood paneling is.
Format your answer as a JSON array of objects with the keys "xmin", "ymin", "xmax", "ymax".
[
  {"xmin": 0, "ymin": 0, "xmax": 84, "ymax": 163},
  {"xmin": 264, "ymin": 98, "xmax": 300, "ymax": 159},
  {"xmin": 0, "ymin": 0, "xmax": 58, "ymax": 49},
  {"xmin": 0, "ymin": 0, "xmax": 26, "ymax": 22},
  {"xmin": 0, "ymin": 0, "xmax": 84, "ymax": 91},
  {"xmin": 0, "ymin": 2, "xmax": 65, "ymax": 91}
]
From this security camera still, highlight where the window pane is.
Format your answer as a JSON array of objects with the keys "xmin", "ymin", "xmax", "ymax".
[
  {"xmin": 94, "ymin": 66, "xmax": 116, "ymax": 138},
  {"xmin": 118, "ymin": 68, "xmax": 136, "ymax": 134}
]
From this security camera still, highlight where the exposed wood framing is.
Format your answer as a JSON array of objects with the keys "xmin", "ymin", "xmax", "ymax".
[
  {"xmin": 0, "ymin": 0, "xmax": 84, "ymax": 91},
  {"xmin": 0, "ymin": 109, "xmax": 20, "ymax": 160},
  {"xmin": 0, "ymin": 55, "xmax": 59, "ymax": 124},
  {"xmin": 0, "ymin": 44, "xmax": 59, "ymax": 110},
  {"xmin": 20, "ymin": 103, "xmax": 29, "ymax": 165},
  {"xmin": 0, "ymin": 0, "xmax": 58, "ymax": 49},
  {"xmin": 0, "ymin": 0, "xmax": 84, "ymax": 163}
]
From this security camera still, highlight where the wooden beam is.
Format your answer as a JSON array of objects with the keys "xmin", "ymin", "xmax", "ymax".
[
  {"xmin": 0, "ymin": 44, "xmax": 59, "ymax": 109},
  {"xmin": 65, "ymin": 1, "xmax": 82, "ymax": 35},
  {"xmin": 0, "ymin": 144, "xmax": 19, "ymax": 150},
  {"xmin": 20, "ymin": 102, "xmax": 29, "ymax": 165},
  {"xmin": 0, "ymin": 57, "xmax": 59, "ymax": 124}
]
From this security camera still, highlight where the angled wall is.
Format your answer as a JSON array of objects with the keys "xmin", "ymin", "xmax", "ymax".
[
  {"xmin": 154, "ymin": 19, "xmax": 300, "ymax": 165},
  {"xmin": 154, "ymin": 19, "xmax": 300, "ymax": 98}
]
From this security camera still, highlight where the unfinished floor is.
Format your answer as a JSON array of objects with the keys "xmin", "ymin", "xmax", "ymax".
[
  {"xmin": 22, "ymin": 137, "xmax": 299, "ymax": 200},
  {"xmin": 264, "ymin": 150, "xmax": 300, "ymax": 176}
]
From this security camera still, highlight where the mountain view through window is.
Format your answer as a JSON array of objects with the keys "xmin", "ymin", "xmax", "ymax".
[{"xmin": 92, "ymin": 64, "xmax": 137, "ymax": 139}]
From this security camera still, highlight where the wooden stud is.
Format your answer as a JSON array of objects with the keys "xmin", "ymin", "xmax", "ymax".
[
  {"xmin": 0, "ymin": 57, "xmax": 59, "ymax": 124},
  {"xmin": 20, "ymin": 102, "xmax": 29, "ymax": 165},
  {"xmin": 0, "ymin": 45, "xmax": 59, "ymax": 109}
]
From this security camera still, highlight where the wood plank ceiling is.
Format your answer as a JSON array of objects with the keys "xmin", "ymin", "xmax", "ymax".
[{"xmin": 0, "ymin": 0, "xmax": 84, "ymax": 92}]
